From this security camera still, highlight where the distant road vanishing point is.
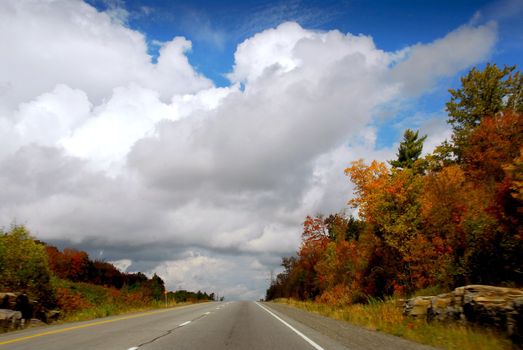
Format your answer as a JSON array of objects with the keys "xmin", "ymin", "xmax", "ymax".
[{"xmin": 0, "ymin": 301, "xmax": 436, "ymax": 349}]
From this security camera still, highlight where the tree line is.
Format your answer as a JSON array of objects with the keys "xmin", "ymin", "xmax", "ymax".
[
  {"xmin": 266, "ymin": 64, "xmax": 523, "ymax": 303},
  {"xmin": 0, "ymin": 225, "xmax": 215, "ymax": 311}
]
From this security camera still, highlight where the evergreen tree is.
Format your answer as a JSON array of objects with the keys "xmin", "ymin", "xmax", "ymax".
[
  {"xmin": 147, "ymin": 273, "xmax": 165, "ymax": 300},
  {"xmin": 390, "ymin": 129, "xmax": 427, "ymax": 169}
]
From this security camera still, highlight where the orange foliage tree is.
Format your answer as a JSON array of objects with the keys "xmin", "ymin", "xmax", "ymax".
[
  {"xmin": 266, "ymin": 65, "xmax": 523, "ymax": 303},
  {"xmin": 46, "ymin": 246, "xmax": 89, "ymax": 282}
]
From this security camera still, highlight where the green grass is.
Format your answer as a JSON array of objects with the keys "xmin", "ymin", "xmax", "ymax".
[{"xmin": 274, "ymin": 298, "xmax": 514, "ymax": 350}]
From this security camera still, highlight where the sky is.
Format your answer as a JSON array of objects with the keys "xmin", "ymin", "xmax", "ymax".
[{"xmin": 0, "ymin": 0, "xmax": 522, "ymax": 300}]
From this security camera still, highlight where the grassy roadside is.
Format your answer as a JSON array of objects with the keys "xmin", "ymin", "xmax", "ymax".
[
  {"xmin": 50, "ymin": 278, "xmax": 202, "ymax": 323},
  {"xmin": 274, "ymin": 298, "xmax": 514, "ymax": 350},
  {"xmin": 59, "ymin": 299, "xmax": 185, "ymax": 323}
]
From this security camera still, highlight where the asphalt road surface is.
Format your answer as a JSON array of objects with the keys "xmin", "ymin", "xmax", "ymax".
[{"xmin": 0, "ymin": 301, "xmax": 436, "ymax": 350}]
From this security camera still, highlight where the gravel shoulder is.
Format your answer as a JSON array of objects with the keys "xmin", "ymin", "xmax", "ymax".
[{"xmin": 265, "ymin": 302, "xmax": 439, "ymax": 350}]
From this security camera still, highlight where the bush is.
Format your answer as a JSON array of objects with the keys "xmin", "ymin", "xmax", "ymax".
[{"xmin": 0, "ymin": 225, "xmax": 55, "ymax": 307}]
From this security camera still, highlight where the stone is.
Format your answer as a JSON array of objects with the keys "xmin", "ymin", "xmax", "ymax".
[
  {"xmin": 0, "ymin": 309, "xmax": 22, "ymax": 332},
  {"xmin": 404, "ymin": 285, "xmax": 523, "ymax": 345},
  {"xmin": 46, "ymin": 310, "xmax": 60, "ymax": 323},
  {"xmin": 30, "ymin": 318, "xmax": 44, "ymax": 327},
  {"xmin": 395, "ymin": 298, "xmax": 406, "ymax": 308},
  {"xmin": 509, "ymin": 297, "xmax": 523, "ymax": 344},
  {"xmin": 462, "ymin": 285, "xmax": 523, "ymax": 332},
  {"xmin": 404, "ymin": 296, "xmax": 432, "ymax": 316},
  {"xmin": 0, "ymin": 293, "xmax": 17, "ymax": 309},
  {"xmin": 427, "ymin": 293, "xmax": 462, "ymax": 322},
  {"xmin": 0, "ymin": 291, "xmax": 57, "ymax": 328}
]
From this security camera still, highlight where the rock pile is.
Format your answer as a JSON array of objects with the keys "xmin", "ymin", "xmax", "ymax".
[
  {"xmin": 404, "ymin": 285, "xmax": 523, "ymax": 343},
  {"xmin": 0, "ymin": 309, "xmax": 22, "ymax": 332},
  {"xmin": 0, "ymin": 292, "xmax": 60, "ymax": 332}
]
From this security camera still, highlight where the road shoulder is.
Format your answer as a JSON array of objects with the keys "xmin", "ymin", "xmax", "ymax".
[{"xmin": 264, "ymin": 302, "xmax": 438, "ymax": 350}]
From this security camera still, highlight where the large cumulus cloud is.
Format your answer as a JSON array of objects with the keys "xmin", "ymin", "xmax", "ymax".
[{"xmin": 0, "ymin": 0, "xmax": 497, "ymax": 299}]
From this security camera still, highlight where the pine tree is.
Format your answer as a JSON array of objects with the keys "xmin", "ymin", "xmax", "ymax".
[{"xmin": 390, "ymin": 129, "xmax": 427, "ymax": 169}]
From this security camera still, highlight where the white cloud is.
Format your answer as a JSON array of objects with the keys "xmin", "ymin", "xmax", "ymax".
[
  {"xmin": 419, "ymin": 116, "xmax": 454, "ymax": 155},
  {"xmin": 151, "ymin": 252, "xmax": 231, "ymax": 292},
  {"xmin": 151, "ymin": 252, "xmax": 271, "ymax": 300},
  {"xmin": 0, "ymin": 85, "xmax": 91, "ymax": 160},
  {"xmin": 227, "ymin": 22, "xmax": 313, "ymax": 84},
  {"xmin": 60, "ymin": 84, "xmax": 176, "ymax": 173},
  {"xmin": 0, "ymin": 0, "xmax": 211, "ymax": 109},
  {"xmin": 391, "ymin": 22, "xmax": 497, "ymax": 94},
  {"xmin": 110, "ymin": 258, "xmax": 133, "ymax": 272},
  {"xmin": 241, "ymin": 224, "xmax": 301, "ymax": 254}
]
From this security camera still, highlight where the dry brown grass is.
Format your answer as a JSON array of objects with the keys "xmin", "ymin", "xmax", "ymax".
[{"xmin": 275, "ymin": 298, "xmax": 515, "ymax": 350}]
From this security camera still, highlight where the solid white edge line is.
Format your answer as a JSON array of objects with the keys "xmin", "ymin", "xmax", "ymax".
[
  {"xmin": 255, "ymin": 302, "xmax": 324, "ymax": 350},
  {"xmin": 179, "ymin": 321, "xmax": 191, "ymax": 327}
]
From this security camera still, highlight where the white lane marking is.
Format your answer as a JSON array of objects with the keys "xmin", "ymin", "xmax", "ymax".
[
  {"xmin": 204, "ymin": 312, "xmax": 211, "ymax": 315},
  {"xmin": 128, "ymin": 347, "xmax": 139, "ymax": 350},
  {"xmin": 179, "ymin": 321, "xmax": 191, "ymax": 327},
  {"xmin": 255, "ymin": 302, "xmax": 324, "ymax": 350}
]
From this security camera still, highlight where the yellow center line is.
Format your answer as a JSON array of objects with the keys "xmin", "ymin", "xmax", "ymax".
[{"xmin": 0, "ymin": 304, "xmax": 195, "ymax": 346}]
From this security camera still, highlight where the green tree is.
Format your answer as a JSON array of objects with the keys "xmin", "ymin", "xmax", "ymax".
[
  {"xmin": 390, "ymin": 129, "xmax": 427, "ymax": 169},
  {"xmin": 345, "ymin": 215, "xmax": 365, "ymax": 241},
  {"xmin": 145, "ymin": 273, "xmax": 165, "ymax": 300},
  {"xmin": 446, "ymin": 64, "xmax": 523, "ymax": 159},
  {"xmin": 0, "ymin": 225, "xmax": 54, "ymax": 306}
]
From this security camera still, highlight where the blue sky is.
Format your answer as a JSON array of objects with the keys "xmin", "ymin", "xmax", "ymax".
[
  {"xmin": 1, "ymin": 0, "xmax": 522, "ymax": 299},
  {"xmin": 87, "ymin": 0, "xmax": 523, "ymax": 148},
  {"xmin": 87, "ymin": 0, "xmax": 523, "ymax": 75}
]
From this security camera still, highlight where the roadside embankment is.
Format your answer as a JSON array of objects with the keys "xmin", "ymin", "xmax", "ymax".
[{"xmin": 274, "ymin": 295, "xmax": 514, "ymax": 350}]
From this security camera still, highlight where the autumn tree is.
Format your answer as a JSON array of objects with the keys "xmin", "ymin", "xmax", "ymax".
[
  {"xmin": 265, "ymin": 256, "xmax": 302, "ymax": 300},
  {"xmin": 266, "ymin": 64, "xmax": 523, "ymax": 303},
  {"xmin": 345, "ymin": 160, "xmax": 429, "ymax": 294},
  {"xmin": 446, "ymin": 64, "xmax": 523, "ymax": 159},
  {"xmin": 462, "ymin": 110, "xmax": 523, "ymax": 183},
  {"xmin": 502, "ymin": 147, "xmax": 523, "ymax": 246},
  {"xmin": 389, "ymin": 129, "xmax": 427, "ymax": 169},
  {"xmin": 504, "ymin": 147, "xmax": 523, "ymax": 206},
  {"xmin": 297, "ymin": 215, "xmax": 331, "ymax": 299},
  {"xmin": 324, "ymin": 213, "xmax": 348, "ymax": 242},
  {"xmin": 144, "ymin": 273, "xmax": 166, "ymax": 300},
  {"xmin": 89, "ymin": 260, "xmax": 125, "ymax": 288},
  {"xmin": 0, "ymin": 225, "xmax": 54, "ymax": 306},
  {"xmin": 345, "ymin": 161, "xmax": 423, "ymax": 253},
  {"xmin": 421, "ymin": 165, "xmax": 476, "ymax": 286},
  {"xmin": 46, "ymin": 246, "xmax": 90, "ymax": 282},
  {"xmin": 315, "ymin": 238, "xmax": 368, "ymax": 304},
  {"xmin": 344, "ymin": 160, "xmax": 389, "ymax": 223}
]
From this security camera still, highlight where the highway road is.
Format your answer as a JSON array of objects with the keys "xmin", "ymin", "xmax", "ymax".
[{"xmin": 0, "ymin": 301, "xmax": 435, "ymax": 350}]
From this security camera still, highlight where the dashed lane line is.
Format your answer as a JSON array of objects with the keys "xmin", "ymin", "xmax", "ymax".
[{"xmin": 0, "ymin": 304, "xmax": 204, "ymax": 347}]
